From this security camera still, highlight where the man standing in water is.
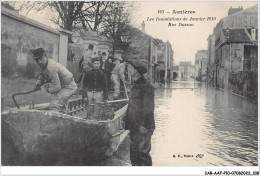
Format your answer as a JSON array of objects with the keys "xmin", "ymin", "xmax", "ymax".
[
  {"xmin": 125, "ymin": 59, "xmax": 155, "ymax": 166},
  {"xmin": 82, "ymin": 56, "xmax": 108, "ymax": 118},
  {"xmin": 33, "ymin": 48, "xmax": 77, "ymax": 112}
]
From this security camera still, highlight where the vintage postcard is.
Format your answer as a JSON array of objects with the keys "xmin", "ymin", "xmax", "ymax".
[{"xmin": 1, "ymin": 0, "xmax": 259, "ymax": 175}]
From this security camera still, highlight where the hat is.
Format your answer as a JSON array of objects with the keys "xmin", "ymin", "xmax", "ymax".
[
  {"xmin": 127, "ymin": 59, "xmax": 147, "ymax": 75},
  {"xmin": 88, "ymin": 44, "xmax": 94, "ymax": 50},
  {"xmin": 92, "ymin": 56, "xmax": 101, "ymax": 63},
  {"xmin": 32, "ymin": 48, "xmax": 45, "ymax": 59}
]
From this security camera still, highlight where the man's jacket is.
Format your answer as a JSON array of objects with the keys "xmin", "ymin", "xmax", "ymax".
[
  {"xmin": 125, "ymin": 76, "xmax": 155, "ymax": 133},
  {"xmin": 82, "ymin": 69, "xmax": 108, "ymax": 100},
  {"xmin": 104, "ymin": 60, "xmax": 114, "ymax": 73},
  {"xmin": 79, "ymin": 55, "xmax": 92, "ymax": 73},
  {"xmin": 36, "ymin": 59, "xmax": 74, "ymax": 94},
  {"xmin": 111, "ymin": 63, "xmax": 125, "ymax": 81}
]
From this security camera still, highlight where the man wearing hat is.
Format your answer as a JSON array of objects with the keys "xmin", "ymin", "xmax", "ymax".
[
  {"xmin": 82, "ymin": 56, "xmax": 108, "ymax": 118},
  {"xmin": 33, "ymin": 48, "xmax": 77, "ymax": 112},
  {"xmin": 125, "ymin": 59, "xmax": 155, "ymax": 166},
  {"xmin": 104, "ymin": 56, "xmax": 115, "ymax": 91},
  {"xmin": 111, "ymin": 56, "xmax": 128, "ymax": 99}
]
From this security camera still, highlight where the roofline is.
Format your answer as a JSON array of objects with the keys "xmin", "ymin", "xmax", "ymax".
[
  {"xmin": 130, "ymin": 25, "xmax": 173, "ymax": 48},
  {"xmin": 221, "ymin": 4, "xmax": 258, "ymax": 21},
  {"xmin": 217, "ymin": 40, "xmax": 256, "ymax": 49},
  {"xmin": 218, "ymin": 28, "xmax": 258, "ymax": 48}
]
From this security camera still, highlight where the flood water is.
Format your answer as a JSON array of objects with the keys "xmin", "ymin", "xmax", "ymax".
[{"xmin": 104, "ymin": 80, "xmax": 258, "ymax": 166}]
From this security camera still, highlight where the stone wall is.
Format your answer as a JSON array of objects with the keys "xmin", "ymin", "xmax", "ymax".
[
  {"xmin": 1, "ymin": 8, "xmax": 70, "ymax": 109},
  {"xmin": 1, "ymin": 9, "xmax": 60, "ymax": 79},
  {"xmin": 228, "ymin": 71, "xmax": 257, "ymax": 101}
]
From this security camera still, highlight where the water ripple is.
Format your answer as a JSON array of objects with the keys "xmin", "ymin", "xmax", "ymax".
[{"xmin": 151, "ymin": 82, "xmax": 258, "ymax": 166}]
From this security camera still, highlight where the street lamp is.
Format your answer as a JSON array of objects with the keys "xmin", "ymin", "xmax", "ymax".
[
  {"xmin": 251, "ymin": 27, "xmax": 256, "ymax": 45},
  {"xmin": 121, "ymin": 31, "xmax": 130, "ymax": 43},
  {"xmin": 120, "ymin": 31, "xmax": 131, "ymax": 84},
  {"xmin": 120, "ymin": 31, "xmax": 130, "ymax": 53}
]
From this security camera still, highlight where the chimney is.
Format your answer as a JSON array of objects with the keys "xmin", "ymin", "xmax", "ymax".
[
  {"xmin": 228, "ymin": 6, "xmax": 243, "ymax": 16},
  {"xmin": 251, "ymin": 27, "xmax": 256, "ymax": 41},
  {"xmin": 141, "ymin": 21, "xmax": 145, "ymax": 33}
]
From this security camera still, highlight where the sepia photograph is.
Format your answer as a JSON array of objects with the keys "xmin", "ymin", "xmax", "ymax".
[{"xmin": 1, "ymin": 0, "xmax": 259, "ymax": 175}]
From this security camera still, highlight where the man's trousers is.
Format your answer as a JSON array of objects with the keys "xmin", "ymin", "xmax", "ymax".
[
  {"xmin": 129, "ymin": 126, "xmax": 153, "ymax": 166},
  {"xmin": 49, "ymin": 80, "xmax": 77, "ymax": 112}
]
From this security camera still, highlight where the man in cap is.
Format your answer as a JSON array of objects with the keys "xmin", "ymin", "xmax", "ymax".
[
  {"xmin": 82, "ymin": 56, "xmax": 108, "ymax": 118},
  {"xmin": 111, "ymin": 56, "xmax": 128, "ymax": 99},
  {"xmin": 125, "ymin": 59, "xmax": 155, "ymax": 166},
  {"xmin": 33, "ymin": 48, "xmax": 77, "ymax": 112},
  {"xmin": 100, "ymin": 52, "xmax": 107, "ymax": 70},
  {"xmin": 104, "ymin": 56, "xmax": 115, "ymax": 91}
]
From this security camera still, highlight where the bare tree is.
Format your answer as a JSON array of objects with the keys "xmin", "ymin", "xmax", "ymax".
[
  {"xmin": 49, "ymin": 2, "xmax": 86, "ymax": 31},
  {"xmin": 99, "ymin": 2, "xmax": 136, "ymax": 54},
  {"xmin": 16, "ymin": 2, "xmax": 115, "ymax": 41},
  {"xmin": 13, "ymin": 1, "xmax": 137, "ymax": 48},
  {"xmin": 77, "ymin": 1, "xmax": 113, "ymax": 31},
  {"xmin": 16, "ymin": 1, "xmax": 95, "ymax": 42},
  {"xmin": 16, "ymin": 2, "xmax": 115, "ymax": 31}
]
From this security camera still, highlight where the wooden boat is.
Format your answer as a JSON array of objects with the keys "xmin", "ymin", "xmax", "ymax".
[{"xmin": 1, "ymin": 92, "xmax": 129, "ymax": 166}]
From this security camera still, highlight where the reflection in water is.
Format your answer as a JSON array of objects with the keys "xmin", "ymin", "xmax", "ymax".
[
  {"xmin": 152, "ymin": 81, "xmax": 258, "ymax": 166},
  {"xmin": 202, "ymin": 84, "xmax": 257, "ymax": 166},
  {"xmin": 103, "ymin": 80, "xmax": 258, "ymax": 166}
]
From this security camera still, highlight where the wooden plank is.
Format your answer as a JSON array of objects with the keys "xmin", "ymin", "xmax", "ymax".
[
  {"xmin": 68, "ymin": 107, "xmax": 85, "ymax": 113},
  {"xmin": 89, "ymin": 99, "xmax": 129, "ymax": 106}
]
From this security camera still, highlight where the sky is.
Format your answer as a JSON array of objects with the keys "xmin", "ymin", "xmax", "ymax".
[
  {"xmin": 133, "ymin": 1, "xmax": 258, "ymax": 65},
  {"xmin": 15, "ymin": 1, "xmax": 258, "ymax": 65}
]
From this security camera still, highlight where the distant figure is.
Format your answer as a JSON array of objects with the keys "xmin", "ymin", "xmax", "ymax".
[
  {"xmin": 104, "ymin": 56, "xmax": 115, "ymax": 91},
  {"xmin": 100, "ymin": 52, "xmax": 107, "ymax": 70},
  {"xmin": 111, "ymin": 56, "xmax": 128, "ymax": 99},
  {"xmin": 125, "ymin": 59, "xmax": 155, "ymax": 166},
  {"xmin": 33, "ymin": 48, "xmax": 77, "ymax": 112},
  {"xmin": 78, "ymin": 44, "xmax": 94, "ymax": 83},
  {"xmin": 82, "ymin": 56, "xmax": 108, "ymax": 118}
]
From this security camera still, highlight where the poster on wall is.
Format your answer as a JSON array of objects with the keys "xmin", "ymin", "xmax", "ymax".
[{"xmin": 1, "ymin": 0, "xmax": 258, "ymax": 175}]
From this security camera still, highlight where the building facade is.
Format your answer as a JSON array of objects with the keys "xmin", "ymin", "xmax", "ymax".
[
  {"xmin": 172, "ymin": 65, "xmax": 179, "ymax": 80},
  {"xmin": 129, "ymin": 23, "xmax": 174, "ymax": 84},
  {"xmin": 149, "ymin": 38, "xmax": 159, "ymax": 83},
  {"xmin": 195, "ymin": 50, "xmax": 208, "ymax": 81},
  {"xmin": 179, "ymin": 62, "xmax": 195, "ymax": 79},
  {"xmin": 207, "ymin": 33, "xmax": 216, "ymax": 85},
  {"xmin": 157, "ymin": 41, "xmax": 174, "ymax": 83},
  {"xmin": 213, "ymin": 4, "xmax": 258, "ymax": 100}
]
